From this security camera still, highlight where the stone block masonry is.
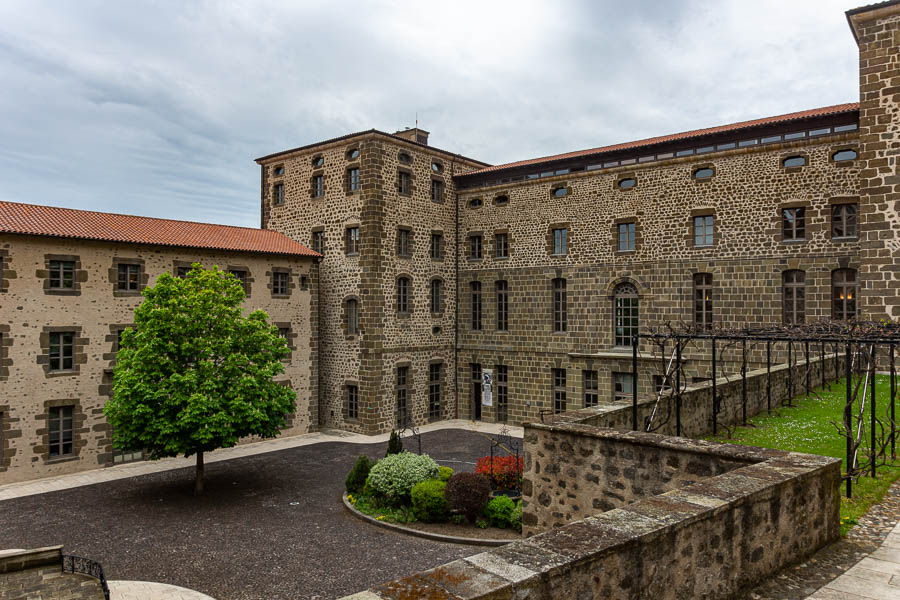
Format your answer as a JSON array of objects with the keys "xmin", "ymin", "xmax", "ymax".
[{"xmin": 0, "ymin": 546, "xmax": 105, "ymax": 600}]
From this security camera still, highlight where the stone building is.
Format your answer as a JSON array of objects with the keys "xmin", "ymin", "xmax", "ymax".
[
  {"xmin": 255, "ymin": 0, "xmax": 900, "ymax": 433},
  {"xmin": 0, "ymin": 202, "xmax": 319, "ymax": 483}
]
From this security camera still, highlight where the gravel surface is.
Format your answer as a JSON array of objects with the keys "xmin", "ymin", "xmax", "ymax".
[{"xmin": 0, "ymin": 429, "xmax": 503, "ymax": 600}]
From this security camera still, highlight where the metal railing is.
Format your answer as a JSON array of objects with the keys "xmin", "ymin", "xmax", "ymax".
[{"xmin": 62, "ymin": 554, "xmax": 110, "ymax": 600}]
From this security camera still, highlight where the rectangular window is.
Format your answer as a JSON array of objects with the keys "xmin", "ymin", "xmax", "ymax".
[
  {"xmin": 471, "ymin": 281, "xmax": 482, "ymax": 330},
  {"xmin": 552, "ymin": 368, "xmax": 566, "ymax": 414},
  {"xmin": 495, "ymin": 233, "xmax": 509, "ymax": 258},
  {"xmin": 429, "ymin": 364, "xmax": 442, "ymax": 421},
  {"xmin": 694, "ymin": 273, "xmax": 713, "ymax": 329},
  {"xmin": 176, "ymin": 266, "xmax": 191, "ymax": 278},
  {"xmin": 312, "ymin": 231, "xmax": 325, "ymax": 255},
  {"xmin": 229, "ymin": 269, "xmax": 248, "ymax": 294},
  {"xmin": 431, "ymin": 179, "xmax": 444, "ymax": 202},
  {"xmin": 312, "ymin": 175, "xmax": 324, "ymax": 198},
  {"xmin": 111, "ymin": 433, "xmax": 142, "ymax": 465},
  {"xmin": 471, "ymin": 363, "xmax": 482, "ymax": 420},
  {"xmin": 300, "ymin": 275, "xmax": 309, "ymax": 290},
  {"xmin": 347, "ymin": 168, "xmax": 360, "ymax": 192},
  {"xmin": 553, "ymin": 278, "xmax": 567, "ymax": 333},
  {"xmin": 617, "ymin": 222, "xmax": 636, "ymax": 252},
  {"xmin": 117, "ymin": 263, "xmax": 141, "ymax": 291},
  {"xmin": 396, "ymin": 366, "xmax": 409, "ymax": 428},
  {"xmin": 48, "ymin": 406, "xmax": 74, "ymax": 458},
  {"xmin": 397, "ymin": 229, "xmax": 411, "ymax": 257},
  {"xmin": 654, "ymin": 375, "xmax": 672, "ymax": 394},
  {"xmin": 783, "ymin": 270, "xmax": 806, "ymax": 325},
  {"xmin": 347, "ymin": 385, "xmax": 359, "ymax": 420},
  {"xmin": 782, "ymin": 207, "xmax": 806, "ymax": 241},
  {"xmin": 274, "ymin": 183, "xmax": 285, "ymax": 205},
  {"xmin": 397, "ymin": 277, "xmax": 410, "ymax": 314},
  {"xmin": 49, "ymin": 331, "xmax": 75, "ymax": 371},
  {"xmin": 278, "ymin": 326, "xmax": 291, "ymax": 341},
  {"xmin": 496, "ymin": 365, "xmax": 508, "ymax": 422},
  {"xmin": 431, "ymin": 233, "xmax": 443, "ymax": 260},
  {"xmin": 496, "ymin": 280, "xmax": 508, "ymax": 331},
  {"xmin": 272, "ymin": 271, "xmax": 289, "ymax": 295},
  {"xmin": 430, "ymin": 279, "xmax": 442, "ymax": 313},
  {"xmin": 614, "ymin": 372, "xmax": 635, "ymax": 402},
  {"xmin": 552, "ymin": 228, "xmax": 567, "ymax": 255},
  {"xmin": 832, "ymin": 203, "xmax": 858, "ymax": 239},
  {"xmin": 345, "ymin": 227, "xmax": 360, "ymax": 255},
  {"xmin": 469, "ymin": 235, "xmax": 482, "ymax": 260},
  {"xmin": 48, "ymin": 260, "xmax": 75, "ymax": 289},
  {"xmin": 693, "ymin": 215, "xmax": 714, "ymax": 247},
  {"xmin": 346, "ymin": 299, "xmax": 359, "ymax": 335},
  {"xmin": 399, "ymin": 171, "xmax": 411, "ymax": 194},
  {"xmin": 583, "ymin": 370, "xmax": 598, "ymax": 408}
]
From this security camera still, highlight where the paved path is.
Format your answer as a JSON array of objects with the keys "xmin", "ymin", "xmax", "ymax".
[
  {"xmin": 807, "ymin": 521, "xmax": 900, "ymax": 599},
  {"xmin": 109, "ymin": 581, "xmax": 218, "ymax": 600},
  {"xmin": 0, "ymin": 419, "xmax": 520, "ymax": 501}
]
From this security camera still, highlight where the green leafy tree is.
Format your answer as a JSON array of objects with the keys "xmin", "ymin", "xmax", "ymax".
[{"xmin": 104, "ymin": 264, "xmax": 296, "ymax": 495}]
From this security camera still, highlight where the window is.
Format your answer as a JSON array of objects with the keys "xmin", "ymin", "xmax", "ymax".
[
  {"xmin": 431, "ymin": 161, "xmax": 443, "ymax": 173},
  {"xmin": 273, "ymin": 165, "xmax": 284, "ymax": 176},
  {"xmin": 552, "ymin": 368, "xmax": 566, "ymax": 414},
  {"xmin": 397, "ymin": 277, "xmax": 411, "ymax": 314},
  {"xmin": 471, "ymin": 364, "xmax": 482, "ymax": 419},
  {"xmin": 346, "ymin": 299, "xmax": 359, "ymax": 335},
  {"xmin": 117, "ymin": 263, "xmax": 141, "ymax": 291},
  {"xmin": 693, "ymin": 215, "xmax": 714, "ymax": 247},
  {"xmin": 312, "ymin": 156, "xmax": 324, "ymax": 167},
  {"xmin": 48, "ymin": 260, "xmax": 75, "ymax": 290},
  {"xmin": 471, "ymin": 281, "xmax": 482, "ymax": 330},
  {"xmin": 694, "ymin": 273, "xmax": 713, "ymax": 329},
  {"xmin": 278, "ymin": 326, "xmax": 291, "ymax": 342},
  {"xmin": 617, "ymin": 177, "xmax": 636, "ymax": 190},
  {"xmin": 693, "ymin": 167, "xmax": 714, "ymax": 179},
  {"xmin": 398, "ymin": 171, "xmax": 411, "ymax": 194},
  {"xmin": 345, "ymin": 227, "xmax": 360, "ymax": 255},
  {"xmin": 300, "ymin": 275, "xmax": 309, "ymax": 290},
  {"xmin": 396, "ymin": 366, "xmax": 409, "ymax": 428},
  {"xmin": 347, "ymin": 148, "xmax": 360, "ymax": 160},
  {"xmin": 176, "ymin": 266, "xmax": 191, "ymax": 278},
  {"xmin": 783, "ymin": 270, "xmax": 806, "ymax": 325},
  {"xmin": 552, "ymin": 278, "xmax": 567, "ymax": 333},
  {"xmin": 496, "ymin": 365, "xmax": 508, "ymax": 422},
  {"xmin": 552, "ymin": 228, "xmax": 567, "ymax": 256},
  {"xmin": 468, "ymin": 198, "xmax": 483, "ymax": 209},
  {"xmin": 496, "ymin": 280, "xmax": 509, "ymax": 331},
  {"xmin": 783, "ymin": 155, "xmax": 807, "ymax": 168},
  {"xmin": 229, "ymin": 269, "xmax": 248, "ymax": 294},
  {"xmin": 312, "ymin": 231, "xmax": 325, "ymax": 254},
  {"xmin": 398, "ymin": 152, "xmax": 411, "ymax": 164},
  {"xmin": 654, "ymin": 375, "xmax": 672, "ymax": 394},
  {"xmin": 832, "ymin": 149, "xmax": 857, "ymax": 162},
  {"xmin": 312, "ymin": 175, "xmax": 324, "ymax": 198},
  {"xmin": 347, "ymin": 385, "xmax": 359, "ymax": 420},
  {"xmin": 832, "ymin": 203, "xmax": 858, "ymax": 239},
  {"xmin": 614, "ymin": 283, "xmax": 639, "ymax": 347},
  {"xmin": 430, "ymin": 280, "xmax": 442, "ymax": 314},
  {"xmin": 495, "ymin": 233, "xmax": 509, "ymax": 258},
  {"xmin": 583, "ymin": 370, "xmax": 598, "ymax": 408},
  {"xmin": 469, "ymin": 234, "xmax": 483, "ymax": 260},
  {"xmin": 782, "ymin": 207, "xmax": 806, "ymax": 241},
  {"xmin": 832, "ymin": 268, "xmax": 858, "ymax": 321},
  {"xmin": 613, "ymin": 372, "xmax": 634, "ymax": 402},
  {"xmin": 397, "ymin": 228, "xmax": 411, "ymax": 257},
  {"xmin": 429, "ymin": 364, "xmax": 442, "ymax": 421},
  {"xmin": 431, "ymin": 179, "xmax": 444, "ymax": 202},
  {"xmin": 48, "ymin": 406, "xmax": 74, "ymax": 458},
  {"xmin": 617, "ymin": 222, "xmax": 636, "ymax": 252},
  {"xmin": 431, "ymin": 233, "xmax": 443, "ymax": 260},
  {"xmin": 112, "ymin": 436, "xmax": 142, "ymax": 464},
  {"xmin": 49, "ymin": 332, "xmax": 74, "ymax": 371},
  {"xmin": 272, "ymin": 271, "xmax": 289, "ymax": 296},
  {"xmin": 494, "ymin": 195, "xmax": 509, "ymax": 206},
  {"xmin": 274, "ymin": 183, "xmax": 285, "ymax": 205},
  {"xmin": 347, "ymin": 168, "xmax": 360, "ymax": 192}
]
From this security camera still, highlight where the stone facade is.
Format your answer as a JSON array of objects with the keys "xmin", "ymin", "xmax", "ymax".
[{"xmin": 0, "ymin": 234, "xmax": 317, "ymax": 484}]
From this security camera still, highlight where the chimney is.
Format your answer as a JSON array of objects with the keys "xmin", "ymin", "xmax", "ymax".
[{"xmin": 393, "ymin": 127, "xmax": 430, "ymax": 146}]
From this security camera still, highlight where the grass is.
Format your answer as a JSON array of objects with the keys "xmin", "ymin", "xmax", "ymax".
[{"xmin": 706, "ymin": 375, "xmax": 900, "ymax": 536}]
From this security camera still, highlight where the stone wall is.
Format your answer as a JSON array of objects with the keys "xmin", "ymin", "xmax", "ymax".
[{"xmin": 0, "ymin": 546, "xmax": 104, "ymax": 600}]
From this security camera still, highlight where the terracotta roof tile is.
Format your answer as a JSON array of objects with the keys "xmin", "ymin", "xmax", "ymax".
[
  {"xmin": 0, "ymin": 201, "xmax": 320, "ymax": 257},
  {"xmin": 459, "ymin": 102, "xmax": 859, "ymax": 177}
]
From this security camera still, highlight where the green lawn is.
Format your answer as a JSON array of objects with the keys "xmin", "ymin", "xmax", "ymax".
[{"xmin": 706, "ymin": 375, "xmax": 900, "ymax": 536}]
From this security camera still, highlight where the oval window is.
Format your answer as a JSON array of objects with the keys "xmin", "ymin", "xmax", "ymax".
[
  {"xmin": 347, "ymin": 148, "xmax": 360, "ymax": 160},
  {"xmin": 312, "ymin": 156, "xmax": 324, "ymax": 168},
  {"xmin": 494, "ymin": 195, "xmax": 509, "ymax": 206},
  {"xmin": 432, "ymin": 161, "xmax": 443, "ymax": 173},
  {"xmin": 693, "ymin": 167, "xmax": 714, "ymax": 179},
  {"xmin": 617, "ymin": 178, "xmax": 636, "ymax": 190},
  {"xmin": 783, "ymin": 155, "xmax": 807, "ymax": 168},
  {"xmin": 398, "ymin": 152, "xmax": 411, "ymax": 164},
  {"xmin": 274, "ymin": 166, "xmax": 285, "ymax": 176},
  {"xmin": 552, "ymin": 187, "xmax": 568, "ymax": 198},
  {"xmin": 832, "ymin": 149, "xmax": 857, "ymax": 162},
  {"xmin": 468, "ymin": 198, "xmax": 483, "ymax": 209}
]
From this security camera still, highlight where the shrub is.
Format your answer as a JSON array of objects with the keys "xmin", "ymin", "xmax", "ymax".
[
  {"xmin": 475, "ymin": 455, "xmax": 523, "ymax": 490},
  {"xmin": 345, "ymin": 454, "xmax": 373, "ymax": 495},
  {"xmin": 475, "ymin": 518, "xmax": 488, "ymax": 529},
  {"xmin": 512, "ymin": 500, "xmax": 523, "ymax": 533},
  {"xmin": 386, "ymin": 430, "xmax": 403, "ymax": 456},
  {"xmin": 411, "ymin": 479, "xmax": 448, "ymax": 522},
  {"xmin": 366, "ymin": 451, "xmax": 440, "ymax": 501},
  {"xmin": 446, "ymin": 472, "xmax": 491, "ymax": 522},
  {"xmin": 439, "ymin": 466, "xmax": 454, "ymax": 482},
  {"xmin": 485, "ymin": 495, "xmax": 517, "ymax": 528}
]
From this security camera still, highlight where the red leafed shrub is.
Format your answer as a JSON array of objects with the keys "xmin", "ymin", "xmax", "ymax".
[{"xmin": 475, "ymin": 455, "xmax": 523, "ymax": 490}]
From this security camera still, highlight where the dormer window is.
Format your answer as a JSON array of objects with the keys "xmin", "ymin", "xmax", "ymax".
[
  {"xmin": 783, "ymin": 155, "xmax": 807, "ymax": 168},
  {"xmin": 832, "ymin": 149, "xmax": 857, "ymax": 162},
  {"xmin": 617, "ymin": 177, "xmax": 636, "ymax": 190},
  {"xmin": 312, "ymin": 156, "xmax": 324, "ymax": 168},
  {"xmin": 693, "ymin": 167, "xmax": 714, "ymax": 180},
  {"xmin": 551, "ymin": 186, "xmax": 568, "ymax": 198},
  {"xmin": 347, "ymin": 148, "xmax": 360, "ymax": 160},
  {"xmin": 468, "ymin": 198, "xmax": 483, "ymax": 209},
  {"xmin": 431, "ymin": 161, "xmax": 443, "ymax": 173}
]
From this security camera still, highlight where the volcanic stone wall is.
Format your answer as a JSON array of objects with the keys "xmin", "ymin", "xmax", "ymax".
[{"xmin": 0, "ymin": 546, "xmax": 104, "ymax": 600}]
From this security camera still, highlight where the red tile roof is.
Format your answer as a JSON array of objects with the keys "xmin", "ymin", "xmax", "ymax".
[
  {"xmin": 460, "ymin": 102, "xmax": 860, "ymax": 177},
  {"xmin": 0, "ymin": 201, "xmax": 320, "ymax": 257}
]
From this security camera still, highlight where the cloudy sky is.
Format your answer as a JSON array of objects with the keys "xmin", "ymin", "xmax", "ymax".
[{"xmin": 0, "ymin": 1, "xmax": 861, "ymax": 227}]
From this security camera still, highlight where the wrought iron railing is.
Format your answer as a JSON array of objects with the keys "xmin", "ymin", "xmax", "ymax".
[{"xmin": 61, "ymin": 554, "xmax": 110, "ymax": 600}]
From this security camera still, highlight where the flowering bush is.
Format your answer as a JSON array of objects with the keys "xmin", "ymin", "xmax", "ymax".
[
  {"xmin": 475, "ymin": 455, "xmax": 523, "ymax": 490},
  {"xmin": 366, "ymin": 452, "xmax": 440, "ymax": 501}
]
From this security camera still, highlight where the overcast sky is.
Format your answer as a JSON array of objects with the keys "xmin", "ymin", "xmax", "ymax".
[{"xmin": 0, "ymin": 1, "xmax": 861, "ymax": 227}]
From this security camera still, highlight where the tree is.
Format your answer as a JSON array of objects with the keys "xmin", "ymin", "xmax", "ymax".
[{"xmin": 104, "ymin": 264, "xmax": 297, "ymax": 495}]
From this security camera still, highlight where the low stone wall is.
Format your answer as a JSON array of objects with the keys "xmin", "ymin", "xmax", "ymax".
[{"xmin": 0, "ymin": 546, "xmax": 104, "ymax": 600}]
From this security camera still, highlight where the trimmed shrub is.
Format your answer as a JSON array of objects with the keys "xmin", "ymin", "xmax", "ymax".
[
  {"xmin": 485, "ymin": 495, "xmax": 516, "ymax": 528},
  {"xmin": 446, "ymin": 472, "xmax": 491, "ymax": 522},
  {"xmin": 366, "ymin": 451, "xmax": 440, "ymax": 501},
  {"xmin": 345, "ymin": 454, "xmax": 373, "ymax": 495},
  {"xmin": 475, "ymin": 455, "xmax": 523, "ymax": 490},
  {"xmin": 386, "ymin": 430, "xmax": 403, "ymax": 456},
  {"xmin": 411, "ymin": 479, "xmax": 448, "ymax": 522},
  {"xmin": 439, "ymin": 466, "xmax": 454, "ymax": 482}
]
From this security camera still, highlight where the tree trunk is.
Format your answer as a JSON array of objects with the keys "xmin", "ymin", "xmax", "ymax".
[{"xmin": 195, "ymin": 451, "xmax": 204, "ymax": 496}]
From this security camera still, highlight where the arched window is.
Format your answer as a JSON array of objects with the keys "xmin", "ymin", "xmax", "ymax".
[
  {"xmin": 346, "ymin": 299, "xmax": 359, "ymax": 335},
  {"xmin": 783, "ymin": 155, "xmax": 807, "ymax": 168},
  {"xmin": 396, "ymin": 277, "xmax": 410, "ymax": 314},
  {"xmin": 693, "ymin": 273, "xmax": 713, "ymax": 329},
  {"xmin": 832, "ymin": 268, "xmax": 858, "ymax": 321},
  {"xmin": 832, "ymin": 149, "xmax": 857, "ymax": 162},
  {"xmin": 693, "ymin": 167, "xmax": 714, "ymax": 180},
  {"xmin": 782, "ymin": 270, "xmax": 805, "ymax": 325},
  {"xmin": 617, "ymin": 177, "xmax": 636, "ymax": 190},
  {"xmin": 613, "ymin": 283, "xmax": 639, "ymax": 347}
]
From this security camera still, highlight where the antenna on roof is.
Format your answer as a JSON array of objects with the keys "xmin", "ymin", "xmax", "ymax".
[{"xmin": 415, "ymin": 112, "xmax": 418, "ymax": 129}]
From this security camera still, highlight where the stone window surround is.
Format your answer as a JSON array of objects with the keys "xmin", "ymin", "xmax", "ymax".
[
  {"xmin": 829, "ymin": 197, "xmax": 860, "ymax": 241},
  {"xmin": 309, "ymin": 170, "xmax": 325, "ymax": 199},
  {"xmin": 344, "ymin": 163, "xmax": 361, "ymax": 195},
  {"xmin": 615, "ymin": 173, "xmax": 637, "ymax": 191},
  {"xmin": 310, "ymin": 154, "xmax": 324, "ymax": 168},
  {"xmin": 397, "ymin": 167, "xmax": 414, "ymax": 197},
  {"xmin": 0, "ymin": 324, "xmax": 10, "ymax": 381},
  {"xmin": 267, "ymin": 267, "xmax": 295, "ymax": 298},
  {"xmin": 775, "ymin": 201, "xmax": 812, "ymax": 244},
  {"xmin": 687, "ymin": 208, "xmax": 717, "ymax": 249},
  {"xmin": 343, "ymin": 295, "xmax": 361, "ymax": 339},
  {"xmin": 611, "ymin": 217, "xmax": 640, "ymax": 254},
  {"xmin": 429, "ymin": 277, "xmax": 444, "ymax": 315},
  {"xmin": 37, "ymin": 325, "xmax": 88, "ymax": 378},
  {"xmin": 468, "ymin": 197, "xmax": 484, "ymax": 210},
  {"xmin": 39, "ymin": 254, "xmax": 86, "ymax": 296},
  {"xmin": 272, "ymin": 181, "xmax": 285, "ymax": 206},
  {"xmin": 396, "ymin": 274, "xmax": 413, "ymax": 316},
  {"xmin": 0, "ymin": 248, "xmax": 14, "ymax": 293},
  {"xmin": 829, "ymin": 144, "xmax": 859, "ymax": 166},
  {"xmin": 691, "ymin": 163, "xmax": 717, "ymax": 182},
  {"xmin": 397, "ymin": 150, "xmax": 412, "ymax": 164},
  {"xmin": 780, "ymin": 150, "xmax": 810, "ymax": 172},
  {"xmin": 343, "ymin": 381, "xmax": 360, "ymax": 422},
  {"xmin": 311, "ymin": 226, "xmax": 326, "ymax": 254},
  {"xmin": 430, "ymin": 175, "xmax": 445, "ymax": 203},
  {"xmin": 468, "ymin": 231, "xmax": 484, "ymax": 261},
  {"xmin": 109, "ymin": 257, "xmax": 149, "ymax": 297},
  {"xmin": 101, "ymin": 323, "xmax": 135, "ymax": 368},
  {"xmin": 550, "ymin": 184, "xmax": 572, "ymax": 199},
  {"xmin": 227, "ymin": 264, "xmax": 254, "ymax": 297},
  {"xmin": 274, "ymin": 321, "xmax": 297, "ymax": 361},
  {"xmin": 0, "ymin": 403, "xmax": 16, "ymax": 471},
  {"xmin": 493, "ymin": 194, "xmax": 510, "ymax": 206},
  {"xmin": 430, "ymin": 230, "xmax": 445, "ymax": 261},
  {"xmin": 547, "ymin": 223, "xmax": 571, "ymax": 257},
  {"xmin": 345, "ymin": 145, "xmax": 360, "ymax": 161},
  {"xmin": 396, "ymin": 226, "xmax": 413, "ymax": 258},
  {"xmin": 35, "ymin": 398, "xmax": 87, "ymax": 465},
  {"xmin": 172, "ymin": 260, "xmax": 201, "ymax": 278},
  {"xmin": 345, "ymin": 223, "xmax": 361, "ymax": 256},
  {"xmin": 270, "ymin": 162, "xmax": 285, "ymax": 178},
  {"xmin": 493, "ymin": 228, "xmax": 511, "ymax": 259},
  {"xmin": 431, "ymin": 158, "xmax": 444, "ymax": 174}
]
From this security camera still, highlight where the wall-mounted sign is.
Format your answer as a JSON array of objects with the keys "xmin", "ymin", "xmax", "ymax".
[{"xmin": 482, "ymin": 368, "xmax": 493, "ymax": 407}]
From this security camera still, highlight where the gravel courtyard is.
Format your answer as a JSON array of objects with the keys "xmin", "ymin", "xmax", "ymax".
[{"xmin": 0, "ymin": 429, "xmax": 505, "ymax": 600}]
